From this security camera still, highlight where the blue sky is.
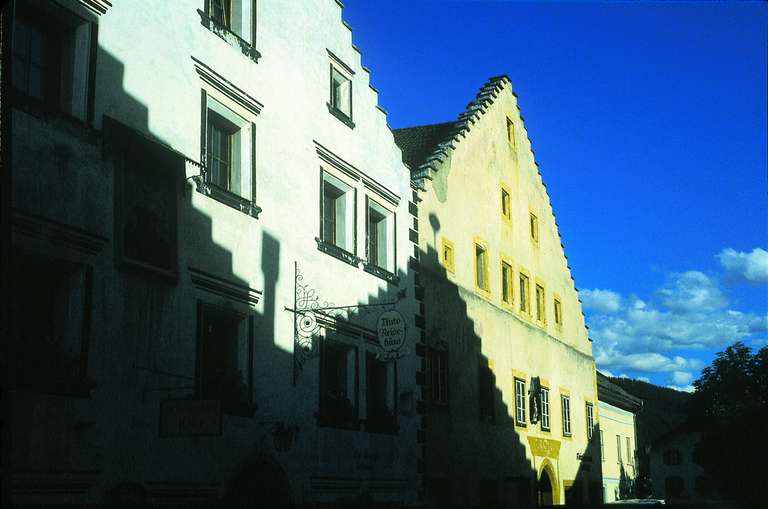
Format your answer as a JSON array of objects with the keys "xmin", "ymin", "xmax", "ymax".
[{"xmin": 342, "ymin": 1, "xmax": 768, "ymax": 391}]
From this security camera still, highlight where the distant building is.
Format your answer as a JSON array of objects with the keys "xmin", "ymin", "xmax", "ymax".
[
  {"xmin": 395, "ymin": 76, "xmax": 601, "ymax": 508},
  {"xmin": 650, "ymin": 425, "xmax": 708, "ymax": 503},
  {"xmin": 6, "ymin": 0, "xmax": 418, "ymax": 506},
  {"xmin": 596, "ymin": 371, "xmax": 643, "ymax": 502}
]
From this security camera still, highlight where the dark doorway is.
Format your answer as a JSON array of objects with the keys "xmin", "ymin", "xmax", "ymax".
[{"xmin": 538, "ymin": 468, "xmax": 553, "ymax": 506}]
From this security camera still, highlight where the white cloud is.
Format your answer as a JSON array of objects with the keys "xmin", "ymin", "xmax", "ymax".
[
  {"xmin": 637, "ymin": 377, "xmax": 650, "ymax": 383},
  {"xmin": 657, "ymin": 271, "xmax": 727, "ymax": 312},
  {"xmin": 580, "ymin": 288, "xmax": 622, "ymax": 313},
  {"xmin": 666, "ymin": 384, "xmax": 695, "ymax": 393},
  {"xmin": 718, "ymin": 248, "xmax": 768, "ymax": 284},
  {"xmin": 669, "ymin": 370, "xmax": 693, "ymax": 386},
  {"xmin": 598, "ymin": 369, "xmax": 614, "ymax": 377},
  {"xmin": 596, "ymin": 350, "xmax": 701, "ymax": 373},
  {"xmin": 588, "ymin": 253, "xmax": 766, "ymax": 380}
]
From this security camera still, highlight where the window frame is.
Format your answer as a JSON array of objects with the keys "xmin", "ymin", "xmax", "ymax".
[
  {"xmin": 11, "ymin": 0, "xmax": 98, "ymax": 124},
  {"xmin": 529, "ymin": 211, "xmax": 539, "ymax": 246},
  {"xmin": 193, "ymin": 59, "xmax": 264, "ymax": 218},
  {"xmin": 364, "ymin": 196, "xmax": 397, "ymax": 278},
  {"xmin": 9, "ymin": 251, "xmax": 95, "ymax": 398},
  {"xmin": 600, "ymin": 430, "xmax": 605, "ymax": 462},
  {"xmin": 199, "ymin": 0, "xmax": 260, "ymax": 63},
  {"xmin": 500, "ymin": 257, "xmax": 514, "ymax": 308},
  {"xmin": 317, "ymin": 168, "xmax": 359, "ymax": 267},
  {"xmin": 195, "ymin": 301, "xmax": 255, "ymax": 417},
  {"xmin": 327, "ymin": 62, "xmax": 354, "ymax": 128},
  {"xmin": 519, "ymin": 269, "xmax": 531, "ymax": 316},
  {"xmin": 364, "ymin": 350, "xmax": 399, "ymax": 434},
  {"xmin": 474, "ymin": 239, "xmax": 490, "ymax": 295},
  {"xmin": 553, "ymin": 295, "xmax": 563, "ymax": 330},
  {"xmin": 535, "ymin": 280, "xmax": 547, "ymax": 325},
  {"xmin": 500, "ymin": 184, "xmax": 512, "ymax": 223},
  {"xmin": 561, "ymin": 394, "xmax": 572, "ymax": 436},
  {"xmin": 441, "ymin": 237, "xmax": 455, "ymax": 275},
  {"xmin": 514, "ymin": 377, "xmax": 527, "ymax": 427},
  {"xmin": 109, "ymin": 117, "xmax": 180, "ymax": 280},
  {"xmin": 617, "ymin": 435, "xmax": 623, "ymax": 464},
  {"xmin": 506, "ymin": 116, "xmax": 516, "ymax": 150},
  {"xmin": 428, "ymin": 345, "xmax": 449, "ymax": 408},
  {"xmin": 318, "ymin": 332, "xmax": 360, "ymax": 430},
  {"xmin": 541, "ymin": 386, "xmax": 550, "ymax": 431},
  {"xmin": 585, "ymin": 401, "xmax": 594, "ymax": 440}
]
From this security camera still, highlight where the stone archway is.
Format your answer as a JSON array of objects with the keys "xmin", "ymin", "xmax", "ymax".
[{"xmin": 537, "ymin": 459, "xmax": 559, "ymax": 506}]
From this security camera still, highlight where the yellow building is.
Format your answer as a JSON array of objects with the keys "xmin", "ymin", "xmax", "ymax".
[
  {"xmin": 395, "ymin": 76, "xmax": 602, "ymax": 507},
  {"xmin": 597, "ymin": 372, "xmax": 643, "ymax": 502}
]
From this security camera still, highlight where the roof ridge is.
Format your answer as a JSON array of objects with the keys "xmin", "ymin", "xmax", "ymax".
[{"xmin": 399, "ymin": 75, "xmax": 513, "ymax": 182}]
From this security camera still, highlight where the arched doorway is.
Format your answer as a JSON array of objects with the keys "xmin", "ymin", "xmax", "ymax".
[{"xmin": 538, "ymin": 468, "xmax": 554, "ymax": 506}]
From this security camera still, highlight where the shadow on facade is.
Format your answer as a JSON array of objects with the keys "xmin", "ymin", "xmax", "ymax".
[{"xmin": 418, "ymin": 227, "xmax": 604, "ymax": 507}]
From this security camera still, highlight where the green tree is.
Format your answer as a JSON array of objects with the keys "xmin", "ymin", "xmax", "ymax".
[{"xmin": 689, "ymin": 342, "xmax": 767, "ymax": 507}]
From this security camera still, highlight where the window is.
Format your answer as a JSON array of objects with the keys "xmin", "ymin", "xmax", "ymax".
[
  {"xmin": 9, "ymin": 252, "xmax": 93, "ymax": 396},
  {"xmin": 514, "ymin": 378, "xmax": 526, "ymax": 426},
  {"xmin": 519, "ymin": 272, "xmax": 530, "ymax": 314},
  {"xmin": 319, "ymin": 335, "xmax": 358, "ymax": 429},
  {"xmin": 428, "ymin": 347, "xmax": 449, "ymax": 406},
  {"xmin": 529, "ymin": 212, "xmax": 539, "ymax": 244},
  {"xmin": 474, "ymin": 242, "xmax": 489, "ymax": 293},
  {"xmin": 197, "ymin": 303, "xmax": 253, "ymax": 416},
  {"xmin": 478, "ymin": 359, "xmax": 495, "ymax": 422},
  {"xmin": 441, "ymin": 238, "xmax": 455, "ymax": 274},
  {"xmin": 205, "ymin": 0, "xmax": 254, "ymax": 43},
  {"xmin": 561, "ymin": 395, "xmax": 571, "ymax": 436},
  {"xmin": 506, "ymin": 117, "xmax": 516, "ymax": 148},
  {"xmin": 600, "ymin": 430, "xmax": 605, "ymax": 462},
  {"xmin": 586, "ymin": 402, "xmax": 594, "ymax": 440},
  {"xmin": 535, "ymin": 283, "xmax": 546, "ymax": 323},
  {"xmin": 554, "ymin": 297, "xmax": 563, "ymax": 328},
  {"xmin": 320, "ymin": 170, "xmax": 356, "ymax": 255},
  {"xmin": 366, "ymin": 352, "xmax": 397, "ymax": 433},
  {"xmin": 328, "ymin": 65, "xmax": 353, "ymax": 126},
  {"xmin": 663, "ymin": 449, "xmax": 682, "ymax": 466},
  {"xmin": 366, "ymin": 198, "xmax": 395, "ymax": 273},
  {"xmin": 501, "ymin": 187, "xmax": 511, "ymax": 221},
  {"xmin": 204, "ymin": 96, "xmax": 255, "ymax": 202},
  {"xmin": 626, "ymin": 437, "xmax": 632, "ymax": 465},
  {"xmin": 107, "ymin": 117, "xmax": 180, "ymax": 278},
  {"xmin": 617, "ymin": 435, "xmax": 622, "ymax": 463},
  {"xmin": 12, "ymin": 0, "xmax": 95, "ymax": 121},
  {"xmin": 501, "ymin": 261, "xmax": 513, "ymax": 306},
  {"xmin": 541, "ymin": 387, "xmax": 550, "ymax": 431}
]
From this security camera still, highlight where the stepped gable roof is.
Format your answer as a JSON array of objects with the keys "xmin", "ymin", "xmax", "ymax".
[
  {"xmin": 597, "ymin": 371, "xmax": 644, "ymax": 413},
  {"xmin": 393, "ymin": 75, "xmax": 512, "ymax": 183}
]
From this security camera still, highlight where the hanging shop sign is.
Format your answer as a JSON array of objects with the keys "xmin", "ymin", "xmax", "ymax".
[{"xmin": 376, "ymin": 310, "xmax": 406, "ymax": 359}]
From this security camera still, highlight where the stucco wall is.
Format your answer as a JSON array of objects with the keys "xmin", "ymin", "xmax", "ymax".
[
  {"xmin": 598, "ymin": 400, "xmax": 638, "ymax": 502},
  {"xmin": 418, "ymin": 82, "xmax": 600, "ymax": 507},
  {"xmin": 10, "ymin": 0, "xmax": 418, "ymax": 506}
]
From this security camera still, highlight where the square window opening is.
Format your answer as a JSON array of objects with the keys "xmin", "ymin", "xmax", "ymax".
[
  {"xmin": 197, "ymin": 303, "xmax": 252, "ymax": 415},
  {"xmin": 320, "ymin": 171, "xmax": 355, "ymax": 254},
  {"xmin": 12, "ymin": 0, "xmax": 94, "ymax": 120},
  {"xmin": 330, "ymin": 66, "xmax": 352, "ymax": 119},
  {"xmin": 367, "ymin": 198, "xmax": 395, "ymax": 273},
  {"xmin": 205, "ymin": 96, "xmax": 254, "ymax": 201}
]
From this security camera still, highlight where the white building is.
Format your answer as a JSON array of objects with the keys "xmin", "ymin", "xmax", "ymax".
[
  {"xmin": 597, "ymin": 372, "xmax": 643, "ymax": 503},
  {"xmin": 6, "ymin": 0, "xmax": 418, "ymax": 506}
]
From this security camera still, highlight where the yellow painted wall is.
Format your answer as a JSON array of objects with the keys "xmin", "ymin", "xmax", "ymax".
[{"xmin": 419, "ymin": 80, "xmax": 601, "ymax": 507}]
